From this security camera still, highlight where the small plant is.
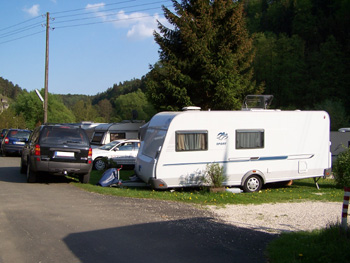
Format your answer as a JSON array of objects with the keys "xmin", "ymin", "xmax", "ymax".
[
  {"xmin": 333, "ymin": 146, "xmax": 350, "ymax": 187},
  {"xmin": 203, "ymin": 163, "xmax": 226, "ymax": 188}
]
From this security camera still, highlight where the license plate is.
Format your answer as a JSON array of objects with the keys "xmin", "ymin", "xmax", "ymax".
[
  {"xmin": 54, "ymin": 151, "xmax": 74, "ymax": 157},
  {"xmin": 14, "ymin": 141, "xmax": 25, "ymax": 145}
]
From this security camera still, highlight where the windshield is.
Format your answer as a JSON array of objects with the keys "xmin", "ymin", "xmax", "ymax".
[{"xmin": 99, "ymin": 140, "xmax": 120, "ymax": 151}]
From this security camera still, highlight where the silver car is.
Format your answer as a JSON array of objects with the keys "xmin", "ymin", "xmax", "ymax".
[{"xmin": 92, "ymin": 139, "xmax": 140, "ymax": 170}]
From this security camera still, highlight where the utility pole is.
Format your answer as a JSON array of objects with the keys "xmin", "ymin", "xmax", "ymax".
[{"xmin": 44, "ymin": 12, "xmax": 50, "ymax": 123}]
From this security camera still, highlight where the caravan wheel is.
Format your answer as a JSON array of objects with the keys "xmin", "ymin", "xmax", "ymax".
[{"xmin": 243, "ymin": 175, "xmax": 262, "ymax": 192}]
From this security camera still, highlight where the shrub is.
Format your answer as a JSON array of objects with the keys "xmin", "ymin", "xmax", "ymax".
[
  {"xmin": 203, "ymin": 163, "xmax": 226, "ymax": 188},
  {"xmin": 333, "ymin": 147, "xmax": 350, "ymax": 187}
]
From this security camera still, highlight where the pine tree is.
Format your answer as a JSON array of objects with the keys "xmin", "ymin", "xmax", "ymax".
[{"xmin": 146, "ymin": 0, "xmax": 262, "ymax": 111}]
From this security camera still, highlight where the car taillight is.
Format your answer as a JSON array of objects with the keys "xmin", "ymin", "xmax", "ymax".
[
  {"xmin": 34, "ymin": 144, "xmax": 41, "ymax": 161},
  {"xmin": 4, "ymin": 138, "xmax": 9, "ymax": 144},
  {"xmin": 88, "ymin": 147, "xmax": 92, "ymax": 164}
]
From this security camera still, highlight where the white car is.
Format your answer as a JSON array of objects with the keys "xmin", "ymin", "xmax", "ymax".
[{"xmin": 92, "ymin": 139, "xmax": 140, "ymax": 170}]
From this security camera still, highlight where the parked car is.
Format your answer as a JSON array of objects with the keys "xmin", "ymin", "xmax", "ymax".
[
  {"xmin": 92, "ymin": 139, "xmax": 140, "ymax": 170},
  {"xmin": 1, "ymin": 129, "xmax": 31, "ymax": 156},
  {"xmin": 0, "ymin": 128, "xmax": 8, "ymax": 143},
  {"xmin": 20, "ymin": 124, "xmax": 92, "ymax": 183}
]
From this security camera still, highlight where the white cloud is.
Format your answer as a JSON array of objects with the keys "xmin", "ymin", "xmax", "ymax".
[
  {"xmin": 86, "ymin": 3, "xmax": 106, "ymax": 11},
  {"xmin": 86, "ymin": 4, "xmax": 168, "ymax": 40},
  {"xmin": 114, "ymin": 11, "xmax": 159, "ymax": 40},
  {"xmin": 23, "ymin": 4, "xmax": 40, "ymax": 17}
]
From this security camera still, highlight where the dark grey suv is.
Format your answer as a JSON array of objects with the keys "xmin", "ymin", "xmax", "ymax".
[{"xmin": 20, "ymin": 124, "xmax": 92, "ymax": 183}]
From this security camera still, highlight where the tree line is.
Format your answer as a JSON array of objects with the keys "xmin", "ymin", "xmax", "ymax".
[{"xmin": 1, "ymin": 0, "xmax": 349, "ymax": 131}]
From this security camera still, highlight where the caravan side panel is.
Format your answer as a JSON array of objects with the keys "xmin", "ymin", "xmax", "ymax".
[{"xmin": 136, "ymin": 111, "xmax": 331, "ymax": 189}]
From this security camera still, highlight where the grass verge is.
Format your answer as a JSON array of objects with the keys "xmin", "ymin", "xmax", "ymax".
[
  {"xmin": 266, "ymin": 223, "xmax": 350, "ymax": 263},
  {"xmin": 72, "ymin": 170, "xmax": 345, "ymax": 205}
]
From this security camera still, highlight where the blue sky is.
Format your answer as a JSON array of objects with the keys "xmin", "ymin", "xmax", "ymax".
[{"xmin": 0, "ymin": 0, "xmax": 172, "ymax": 95}]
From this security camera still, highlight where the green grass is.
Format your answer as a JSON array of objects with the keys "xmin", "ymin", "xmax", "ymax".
[
  {"xmin": 72, "ymin": 170, "xmax": 344, "ymax": 205},
  {"xmin": 267, "ymin": 224, "xmax": 350, "ymax": 263}
]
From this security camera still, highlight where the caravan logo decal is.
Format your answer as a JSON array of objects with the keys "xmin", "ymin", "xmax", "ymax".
[{"xmin": 216, "ymin": 132, "xmax": 228, "ymax": 145}]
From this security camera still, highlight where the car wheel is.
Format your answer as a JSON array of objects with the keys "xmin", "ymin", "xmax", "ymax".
[
  {"xmin": 94, "ymin": 158, "xmax": 106, "ymax": 171},
  {"xmin": 243, "ymin": 175, "xmax": 262, "ymax": 192},
  {"xmin": 26, "ymin": 162, "xmax": 37, "ymax": 183},
  {"xmin": 20, "ymin": 158, "xmax": 27, "ymax": 174},
  {"xmin": 79, "ymin": 173, "xmax": 90, "ymax": 184}
]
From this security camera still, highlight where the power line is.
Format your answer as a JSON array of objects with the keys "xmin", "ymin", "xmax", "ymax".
[
  {"xmin": 0, "ymin": 30, "xmax": 45, "ymax": 45},
  {"xmin": 0, "ymin": 0, "xmax": 172, "ymax": 45},
  {"xmin": 53, "ymin": 0, "xmax": 170, "ymax": 20},
  {"xmin": 50, "ymin": 0, "xmax": 137, "ymax": 15},
  {"xmin": 0, "ymin": 21, "xmax": 44, "ymax": 38},
  {"xmin": 51, "ymin": 6, "xmax": 169, "ymax": 27},
  {"xmin": 53, "ymin": 13, "xmax": 162, "ymax": 30},
  {"xmin": 0, "ymin": 15, "xmax": 43, "ymax": 32}
]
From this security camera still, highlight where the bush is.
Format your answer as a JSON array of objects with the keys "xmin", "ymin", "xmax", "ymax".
[
  {"xmin": 203, "ymin": 163, "xmax": 226, "ymax": 188},
  {"xmin": 333, "ymin": 147, "xmax": 350, "ymax": 187}
]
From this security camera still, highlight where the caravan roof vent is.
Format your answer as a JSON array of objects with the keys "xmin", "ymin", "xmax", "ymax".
[
  {"xmin": 242, "ymin": 95, "xmax": 273, "ymax": 110},
  {"xmin": 182, "ymin": 106, "xmax": 201, "ymax": 111}
]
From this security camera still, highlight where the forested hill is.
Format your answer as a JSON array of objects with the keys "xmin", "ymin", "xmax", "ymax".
[
  {"xmin": 244, "ymin": 0, "xmax": 349, "ymax": 111},
  {"xmin": 0, "ymin": 76, "xmax": 145, "ymax": 110},
  {"xmin": 91, "ymin": 78, "xmax": 146, "ymax": 105},
  {"xmin": 0, "ymin": 77, "xmax": 22, "ymax": 101}
]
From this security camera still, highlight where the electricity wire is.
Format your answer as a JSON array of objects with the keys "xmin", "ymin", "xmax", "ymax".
[{"xmin": 0, "ymin": 0, "xmax": 171, "ymax": 44}]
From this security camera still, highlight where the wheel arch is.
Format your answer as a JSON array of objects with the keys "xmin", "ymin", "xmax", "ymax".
[{"xmin": 241, "ymin": 170, "xmax": 266, "ymax": 187}]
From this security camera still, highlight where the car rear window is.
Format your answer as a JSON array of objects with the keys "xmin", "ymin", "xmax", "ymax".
[
  {"xmin": 8, "ymin": 130, "xmax": 31, "ymax": 139},
  {"xmin": 39, "ymin": 126, "xmax": 89, "ymax": 146}
]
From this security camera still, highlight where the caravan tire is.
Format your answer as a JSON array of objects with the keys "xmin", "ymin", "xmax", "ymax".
[
  {"xmin": 94, "ymin": 158, "xmax": 106, "ymax": 171},
  {"xmin": 243, "ymin": 175, "xmax": 262, "ymax": 192}
]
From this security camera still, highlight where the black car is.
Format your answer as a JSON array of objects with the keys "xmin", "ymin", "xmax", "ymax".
[
  {"xmin": 20, "ymin": 124, "xmax": 92, "ymax": 183},
  {"xmin": 1, "ymin": 129, "xmax": 31, "ymax": 156}
]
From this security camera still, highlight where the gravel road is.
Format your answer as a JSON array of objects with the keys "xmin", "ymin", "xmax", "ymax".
[{"xmin": 208, "ymin": 201, "xmax": 345, "ymax": 233}]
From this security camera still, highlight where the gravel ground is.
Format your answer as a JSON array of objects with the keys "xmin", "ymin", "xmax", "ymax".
[{"xmin": 208, "ymin": 201, "xmax": 346, "ymax": 234}]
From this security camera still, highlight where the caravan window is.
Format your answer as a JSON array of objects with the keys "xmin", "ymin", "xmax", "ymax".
[
  {"xmin": 236, "ymin": 129, "xmax": 264, "ymax": 149},
  {"xmin": 91, "ymin": 132, "xmax": 104, "ymax": 143},
  {"xmin": 176, "ymin": 131, "xmax": 208, "ymax": 151},
  {"xmin": 110, "ymin": 133, "xmax": 126, "ymax": 141}
]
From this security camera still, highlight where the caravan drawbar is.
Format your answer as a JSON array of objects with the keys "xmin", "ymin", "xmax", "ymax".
[{"xmin": 134, "ymin": 110, "xmax": 332, "ymax": 192}]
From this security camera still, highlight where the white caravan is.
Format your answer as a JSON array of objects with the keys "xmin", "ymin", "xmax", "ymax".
[
  {"xmin": 90, "ymin": 121, "xmax": 144, "ymax": 147},
  {"xmin": 134, "ymin": 110, "xmax": 332, "ymax": 192}
]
